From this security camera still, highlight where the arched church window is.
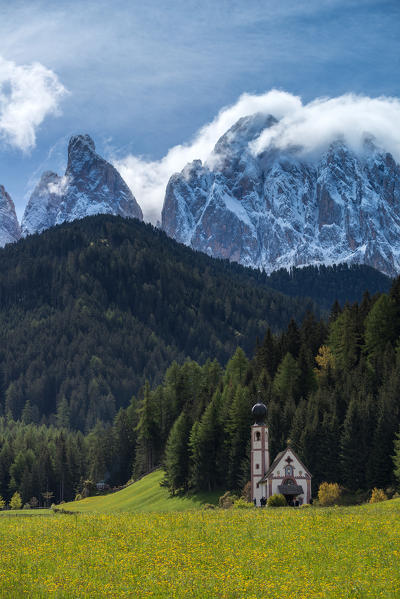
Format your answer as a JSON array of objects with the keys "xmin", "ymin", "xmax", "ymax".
[{"xmin": 285, "ymin": 465, "xmax": 293, "ymax": 477}]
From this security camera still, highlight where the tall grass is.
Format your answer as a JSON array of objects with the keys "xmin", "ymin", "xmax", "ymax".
[{"xmin": 0, "ymin": 500, "xmax": 399, "ymax": 598}]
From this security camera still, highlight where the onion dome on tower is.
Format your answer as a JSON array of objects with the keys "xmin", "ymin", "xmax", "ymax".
[{"xmin": 252, "ymin": 402, "xmax": 267, "ymax": 425}]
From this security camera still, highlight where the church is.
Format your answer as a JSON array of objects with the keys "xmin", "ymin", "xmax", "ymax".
[{"xmin": 251, "ymin": 402, "xmax": 312, "ymax": 505}]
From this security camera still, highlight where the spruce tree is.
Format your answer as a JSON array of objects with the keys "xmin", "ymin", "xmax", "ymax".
[{"xmin": 164, "ymin": 411, "xmax": 191, "ymax": 494}]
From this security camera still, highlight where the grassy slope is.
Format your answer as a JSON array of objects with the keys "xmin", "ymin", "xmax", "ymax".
[{"xmin": 62, "ymin": 470, "xmax": 220, "ymax": 513}]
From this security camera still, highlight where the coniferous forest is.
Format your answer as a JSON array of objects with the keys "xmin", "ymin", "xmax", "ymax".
[{"xmin": 0, "ymin": 214, "xmax": 397, "ymax": 506}]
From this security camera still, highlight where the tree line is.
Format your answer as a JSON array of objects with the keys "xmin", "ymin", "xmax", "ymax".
[{"xmin": 2, "ymin": 280, "xmax": 400, "ymax": 505}]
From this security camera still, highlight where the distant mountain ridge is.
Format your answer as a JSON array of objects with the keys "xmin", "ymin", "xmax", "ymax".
[
  {"xmin": 0, "ymin": 185, "xmax": 20, "ymax": 246},
  {"xmin": 22, "ymin": 134, "xmax": 142, "ymax": 235},
  {"xmin": 161, "ymin": 113, "xmax": 400, "ymax": 277},
  {"xmin": 0, "ymin": 134, "xmax": 143, "ymax": 247},
  {"xmin": 1, "ymin": 117, "xmax": 400, "ymax": 280}
]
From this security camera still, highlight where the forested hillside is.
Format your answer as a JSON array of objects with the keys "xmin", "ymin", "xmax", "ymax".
[
  {"xmin": 2, "ymin": 283, "xmax": 400, "ymax": 506},
  {"xmin": 0, "ymin": 215, "xmax": 316, "ymax": 430},
  {"xmin": 0, "ymin": 214, "xmax": 396, "ymax": 506},
  {"xmin": 0, "ymin": 215, "xmax": 388, "ymax": 430},
  {"xmin": 266, "ymin": 263, "xmax": 391, "ymax": 310},
  {"xmin": 141, "ymin": 282, "xmax": 400, "ymax": 497}
]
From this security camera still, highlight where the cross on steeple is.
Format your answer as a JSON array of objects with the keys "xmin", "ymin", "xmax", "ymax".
[{"xmin": 285, "ymin": 455, "xmax": 293, "ymax": 464}]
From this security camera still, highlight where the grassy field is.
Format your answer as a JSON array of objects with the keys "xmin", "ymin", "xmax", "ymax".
[
  {"xmin": 0, "ymin": 498, "xmax": 399, "ymax": 598},
  {"xmin": 62, "ymin": 470, "xmax": 220, "ymax": 513}
]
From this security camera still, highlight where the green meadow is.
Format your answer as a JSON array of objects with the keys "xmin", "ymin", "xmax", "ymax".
[
  {"xmin": 62, "ymin": 470, "xmax": 220, "ymax": 513},
  {"xmin": 0, "ymin": 473, "xmax": 399, "ymax": 598}
]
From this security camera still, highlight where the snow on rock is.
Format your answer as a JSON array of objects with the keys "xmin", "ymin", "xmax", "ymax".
[
  {"xmin": 21, "ymin": 171, "xmax": 64, "ymax": 236},
  {"xmin": 162, "ymin": 114, "xmax": 400, "ymax": 277},
  {"xmin": 22, "ymin": 134, "xmax": 142, "ymax": 236},
  {"xmin": 0, "ymin": 185, "xmax": 21, "ymax": 247}
]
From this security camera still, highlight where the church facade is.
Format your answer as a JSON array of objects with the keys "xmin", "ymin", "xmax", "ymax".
[{"xmin": 251, "ymin": 403, "xmax": 312, "ymax": 505}]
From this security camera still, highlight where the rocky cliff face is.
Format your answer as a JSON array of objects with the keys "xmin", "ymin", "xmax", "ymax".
[
  {"xmin": 22, "ymin": 134, "xmax": 142, "ymax": 235},
  {"xmin": 0, "ymin": 185, "xmax": 21, "ymax": 246},
  {"xmin": 162, "ymin": 114, "xmax": 400, "ymax": 277}
]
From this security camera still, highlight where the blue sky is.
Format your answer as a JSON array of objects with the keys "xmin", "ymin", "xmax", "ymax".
[{"xmin": 0, "ymin": 0, "xmax": 399, "ymax": 219}]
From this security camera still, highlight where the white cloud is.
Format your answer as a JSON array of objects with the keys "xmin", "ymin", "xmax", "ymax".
[
  {"xmin": 114, "ymin": 90, "xmax": 300, "ymax": 223},
  {"xmin": 251, "ymin": 93, "xmax": 400, "ymax": 160},
  {"xmin": 0, "ymin": 56, "xmax": 67, "ymax": 152},
  {"xmin": 116, "ymin": 91, "xmax": 400, "ymax": 224},
  {"xmin": 47, "ymin": 175, "xmax": 70, "ymax": 196}
]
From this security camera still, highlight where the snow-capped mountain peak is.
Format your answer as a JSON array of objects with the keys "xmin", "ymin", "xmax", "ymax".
[
  {"xmin": 21, "ymin": 134, "xmax": 143, "ymax": 236},
  {"xmin": 0, "ymin": 185, "xmax": 21, "ymax": 246},
  {"xmin": 162, "ymin": 114, "xmax": 400, "ymax": 277}
]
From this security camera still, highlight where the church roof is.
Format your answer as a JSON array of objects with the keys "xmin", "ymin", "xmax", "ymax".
[{"xmin": 260, "ymin": 447, "xmax": 312, "ymax": 482}]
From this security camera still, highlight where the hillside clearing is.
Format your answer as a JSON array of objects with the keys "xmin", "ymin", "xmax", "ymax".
[{"xmin": 62, "ymin": 470, "xmax": 220, "ymax": 513}]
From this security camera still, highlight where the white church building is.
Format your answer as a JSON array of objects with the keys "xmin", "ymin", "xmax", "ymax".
[{"xmin": 251, "ymin": 402, "xmax": 312, "ymax": 505}]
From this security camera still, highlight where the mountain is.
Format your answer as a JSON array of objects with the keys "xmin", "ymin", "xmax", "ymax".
[
  {"xmin": 161, "ymin": 113, "xmax": 400, "ymax": 278},
  {"xmin": 0, "ymin": 185, "xmax": 21, "ymax": 246},
  {"xmin": 21, "ymin": 134, "xmax": 142, "ymax": 235}
]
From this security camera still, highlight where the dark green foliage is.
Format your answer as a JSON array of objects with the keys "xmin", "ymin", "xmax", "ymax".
[
  {"xmin": 266, "ymin": 263, "xmax": 392, "ymax": 310},
  {"xmin": 164, "ymin": 411, "xmax": 192, "ymax": 494},
  {"xmin": 393, "ymin": 430, "xmax": 400, "ymax": 487},
  {"xmin": 0, "ymin": 215, "xmax": 319, "ymax": 429}
]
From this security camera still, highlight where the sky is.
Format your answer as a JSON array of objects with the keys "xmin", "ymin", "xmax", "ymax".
[{"xmin": 0, "ymin": 0, "xmax": 399, "ymax": 221}]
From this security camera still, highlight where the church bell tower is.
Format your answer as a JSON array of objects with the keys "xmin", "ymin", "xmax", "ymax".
[{"xmin": 251, "ymin": 402, "xmax": 269, "ymax": 505}]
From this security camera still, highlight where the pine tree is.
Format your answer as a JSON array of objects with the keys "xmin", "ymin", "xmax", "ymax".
[
  {"xmin": 189, "ymin": 393, "xmax": 224, "ymax": 491},
  {"xmin": 340, "ymin": 399, "xmax": 367, "ymax": 490},
  {"xmin": 364, "ymin": 294, "xmax": 398, "ymax": 368},
  {"xmin": 56, "ymin": 397, "xmax": 70, "ymax": 429},
  {"xmin": 273, "ymin": 353, "xmax": 301, "ymax": 402},
  {"xmin": 226, "ymin": 386, "xmax": 252, "ymax": 490},
  {"xmin": 328, "ymin": 307, "xmax": 360, "ymax": 372},
  {"xmin": 134, "ymin": 382, "xmax": 159, "ymax": 477},
  {"xmin": 164, "ymin": 411, "xmax": 191, "ymax": 494}
]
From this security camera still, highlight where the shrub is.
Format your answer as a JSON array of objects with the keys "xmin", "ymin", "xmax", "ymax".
[
  {"xmin": 267, "ymin": 494, "xmax": 287, "ymax": 507},
  {"xmin": 82, "ymin": 480, "xmax": 96, "ymax": 498},
  {"xmin": 75, "ymin": 494, "xmax": 82, "ymax": 501},
  {"xmin": 9, "ymin": 492, "xmax": 22, "ymax": 510},
  {"xmin": 385, "ymin": 487, "xmax": 395, "ymax": 499},
  {"xmin": 219, "ymin": 492, "xmax": 238, "ymax": 509},
  {"xmin": 369, "ymin": 488, "xmax": 388, "ymax": 503},
  {"xmin": 29, "ymin": 497, "xmax": 39, "ymax": 509},
  {"xmin": 233, "ymin": 498, "xmax": 254, "ymax": 509},
  {"xmin": 318, "ymin": 482, "xmax": 341, "ymax": 506},
  {"xmin": 300, "ymin": 503, "xmax": 311, "ymax": 509},
  {"xmin": 0, "ymin": 496, "xmax": 5, "ymax": 510},
  {"xmin": 241, "ymin": 481, "xmax": 252, "ymax": 502},
  {"xmin": 23, "ymin": 503, "xmax": 31, "ymax": 510},
  {"xmin": 202, "ymin": 503, "xmax": 216, "ymax": 510}
]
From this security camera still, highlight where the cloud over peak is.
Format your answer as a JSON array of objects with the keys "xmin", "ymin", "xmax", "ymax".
[
  {"xmin": 251, "ymin": 93, "xmax": 400, "ymax": 159},
  {"xmin": 114, "ymin": 90, "xmax": 400, "ymax": 224},
  {"xmin": 0, "ymin": 56, "xmax": 67, "ymax": 152}
]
